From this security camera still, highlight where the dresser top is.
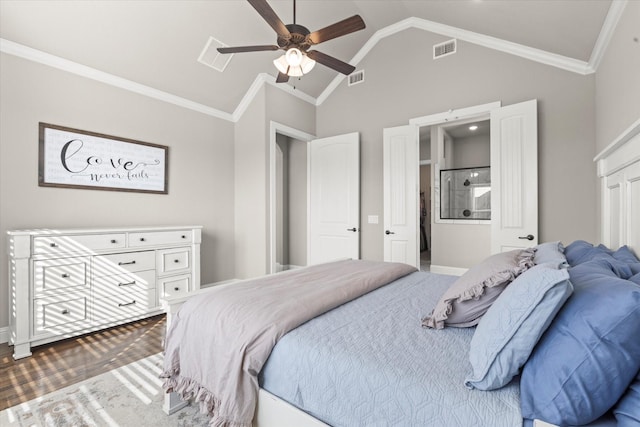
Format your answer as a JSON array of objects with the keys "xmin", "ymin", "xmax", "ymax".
[{"xmin": 7, "ymin": 225, "xmax": 203, "ymax": 236}]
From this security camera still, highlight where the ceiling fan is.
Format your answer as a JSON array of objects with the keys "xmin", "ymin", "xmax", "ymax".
[{"xmin": 217, "ymin": 0, "xmax": 366, "ymax": 83}]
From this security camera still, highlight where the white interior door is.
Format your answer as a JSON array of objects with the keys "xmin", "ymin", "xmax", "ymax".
[
  {"xmin": 490, "ymin": 99, "xmax": 538, "ymax": 253},
  {"xmin": 383, "ymin": 125, "xmax": 419, "ymax": 268},
  {"xmin": 308, "ymin": 133, "xmax": 360, "ymax": 265}
]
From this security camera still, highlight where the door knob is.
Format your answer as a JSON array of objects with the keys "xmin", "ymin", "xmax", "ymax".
[
  {"xmin": 347, "ymin": 228, "xmax": 357, "ymax": 232},
  {"xmin": 385, "ymin": 230, "xmax": 395, "ymax": 235},
  {"xmin": 518, "ymin": 234, "xmax": 534, "ymax": 241}
]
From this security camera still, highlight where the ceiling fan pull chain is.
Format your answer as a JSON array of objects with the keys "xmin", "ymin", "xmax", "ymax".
[{"xmin": 293, "ymin": 0, "xmax": 296, "ymax": 25}]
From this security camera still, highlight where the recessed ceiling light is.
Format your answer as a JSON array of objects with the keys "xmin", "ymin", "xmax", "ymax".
[{"xmin": 469, "ymin": 125, "xmax": 478, "ymax": 131}]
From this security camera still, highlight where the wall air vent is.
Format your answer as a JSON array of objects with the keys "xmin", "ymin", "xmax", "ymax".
[
  {"xmin": 198, "ymin": 36, "xmax": 233, "ymax": 72},
  {"xmin": 348, "ymin": 70, "xmax": 365, "ymax": 86},
  {"xmin": 433, "ymin": 39, "xmax": 457, "ymax": 59}
]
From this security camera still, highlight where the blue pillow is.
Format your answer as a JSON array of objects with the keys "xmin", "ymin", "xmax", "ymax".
[
  {"xmin": 612, "ymin": 245, "xmax": 640, "ymax": 264},
  {"xmin": 629, "ymin": 272, "xmax": 640, "ymax": 285},
  {"xmin": 631, "ymin": 263, "xmax": 640, "ymax": 275},
  {"xmin": 587, "ymin": 253, "xmax": 634, "ymax": 279},
  {"xmin": 564, "ymin": 240, "xmax": 593, "ymax": 266},
  {"xmin": 520, "ymin": 267, "xmax": 640, "ymax": 425},
  {"xmin": 597, "ymin": 243, "xmax": 614, "ymax": 254},
  {"xmin": 614, "ymin": 370, "xmax": 640, "ymax": 427},
  {"xmin": 533, "ymin": 241, "xmax": 568, "ymax": 267},
  {"xmin": 465, "ymin": 263, "xmax": 572, "ymax": 390}
]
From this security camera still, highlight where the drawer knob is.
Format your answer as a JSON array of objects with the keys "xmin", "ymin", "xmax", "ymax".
[
  {"xmin": 118, "ymin": 260, "xmax": 136, "ymax": 266},
  {"xmin": 50, "ymin": 243, "xmax": 58, "ymax": 248},
  {"xmin": 174, "ymin": 287, "xmax": 180, "ymax": 291},
  {"xmin": 181, "ymin": 235, "xmax": 186, "ymax": 239},
  {"xmin": 61, "ymin": 273, "xmax": 70, "ymax": 278},
  {"xmin": 111, "ymin": 239, "xmax": 117, "ymax": 244},
  {"xmin": 118, "ymin": 300, "xmax": 136, "ymax": 307},
  {"xmin": 139, "ymin": 237, "xmax": 146, "ymax": 242},
  {"xmin": 174, "ymin": 259, "xmax": 180, "ymax": 263},
  {"xmin": 61, "ymin": 309, "xmax": 70, "ymax": 315},
  {"xmin": 118, "ymin": 281, "xmax": 136, "ymax": 287}
]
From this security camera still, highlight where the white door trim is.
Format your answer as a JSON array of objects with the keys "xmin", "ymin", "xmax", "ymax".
[
  {"xmin": 409, "ymin": 102, "xmax": 502, "ymax": 127},
  {"xmin": 269, "ymin": 121, "xmax": 315, "ymax": 274}
]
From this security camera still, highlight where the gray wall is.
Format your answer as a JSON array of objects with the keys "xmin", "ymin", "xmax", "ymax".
[
  {"xmin": 234, "ymin": 86, "xmax": 268, "ymax": 279},
  {"xmin": 451, "ymin": 133, "xmax": 490, "ymax": 169},
  {"xmin": 0, "ymin": 53, "xmax": 236, "ymax": 330},
  {"xmin": 233, "ymin": 85, "xmax": 315, "ymax": 279},
  {"xmin": 288, "ymin": 137, "xmax": 308, "ymax": 267},
  {"xmin": 595, "ymin": 0, "xmax": 640, "ymax": 153},
  {"xmin": 317, "ymin": 28, "xmax": 597, "ymax": 265}
]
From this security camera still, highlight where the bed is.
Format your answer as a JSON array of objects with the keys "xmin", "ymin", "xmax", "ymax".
[{"xmin": 161, "ymin": 119, "xmax": 640, "ymax": 427}]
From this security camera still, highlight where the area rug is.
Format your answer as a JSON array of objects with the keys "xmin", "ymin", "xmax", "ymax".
[{"xmin": 0, "ymin": 353, "xmax": 211, "ymax": 426}]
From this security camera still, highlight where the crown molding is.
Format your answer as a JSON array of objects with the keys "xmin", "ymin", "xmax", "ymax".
[
  {"xmin": 0, "ymin": 38, "xmax": 235, "ymax": 122},
  {"xmin": 317, "ymin": 16, "xmax": 599, "ymax": 105},
  {"xmin": 232, "ymin": 73, "xmax": 317, "ymax": 122},
  {"xmin": 587, "ymin": 0, "xmax": 628, "ymax": 73},
  {"xmin": 2, "ymin": 1, "xmax": 625, "ymax": 118}
]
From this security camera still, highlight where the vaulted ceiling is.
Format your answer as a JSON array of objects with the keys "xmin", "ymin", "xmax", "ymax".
[{"xmin": 0, "ymin": 0, "xmax": 617, "ymax": 118}]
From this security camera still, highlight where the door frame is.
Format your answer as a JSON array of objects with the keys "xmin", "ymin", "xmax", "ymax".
[
  {"xmin": 268, "ymin": 121, "xmax": 315, "ymax": 274},
  {"xmin": 407, "ymin": 101, "xmax": 501, "ymax": 274}
]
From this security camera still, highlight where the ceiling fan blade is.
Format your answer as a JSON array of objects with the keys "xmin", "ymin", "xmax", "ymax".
[
  {"xmin": 306, "ymin": 50, "xmax": 356, "ymax": 75},
  {"xmin": 217, "ymin": 45, "xmax": 280, "ymax": 54},
  {"xmin": 247, "ymin": 0, "xmax": 291, "ymax": 38},
  {"xmin": 276, "ymin": 72, "xmax": 290, "ymax": 83},
  {"xmin": 308, "ymin": 15, "xmax": 365, "ymax": 45}
]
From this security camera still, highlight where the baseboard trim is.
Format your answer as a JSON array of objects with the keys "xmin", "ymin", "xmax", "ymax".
[
  {"xmin": 429, "ymin": 265, "xmax": 468, "ymax": 276},
  {"xmin": 0, "ymin": 326, "xmax": 10, "ymax": 344},
  {"xmin": 201, "ymin": 278, "xmax": 241, "ymax": 288}
]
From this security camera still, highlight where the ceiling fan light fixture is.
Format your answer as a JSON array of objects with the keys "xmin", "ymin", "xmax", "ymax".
[
  {"xmin": 273, "ymin": 54, "xmax": 290, "ymax": 74},
  {"xmin": 273, "ymin": 49, "xmax": 316, "ymax": 77},
  {"xmin": 285, "ymin": 47, "xmax": 303, "ymax": 66},
  {"xmin": 300, "ymin": 54, "xmax": 316, "ymax": 73}
]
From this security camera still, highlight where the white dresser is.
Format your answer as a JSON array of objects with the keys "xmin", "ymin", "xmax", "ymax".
[{"xmin": 7, "ymin": 225, "xmax": 202, "ymax": 359}]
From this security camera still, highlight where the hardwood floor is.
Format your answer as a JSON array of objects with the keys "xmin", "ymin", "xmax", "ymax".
[{"xmin": 0, "ymin": 314, "xmax": 165, "ymax": 411}]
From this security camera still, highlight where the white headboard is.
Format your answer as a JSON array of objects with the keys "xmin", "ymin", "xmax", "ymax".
[{"xmin": 595, "ymin": 118, "xmax": 640, "ymax": 253}]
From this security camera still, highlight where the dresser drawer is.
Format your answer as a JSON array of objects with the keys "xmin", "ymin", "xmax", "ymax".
[
  {"xmin": 93, "ymin": 289, "xmax": 157, "ymax": 323},
  {"xmin": 34, "ymin": 233, "xmax": 126, "ymax": 255},
  {"xmin": 34, "ymin": 294, "xmax": 89, "ymax": 335},
  {"xmin": 93, "ymin": 269, "xmax": 155, "ymax": 299},
  {"xmin": 93, "ymin": 251, "xmax": 155, "ymax": 277},
  {"xmin": 157, "ymin": 248, "xmax": 191, "ymax": 275},
  {"xmin": 159, "ymin": 274, "xmax": 191, "ymax": 298},
  {"xmin": 128, "ymin": 230, "xmax": 192, "ymax": 248},
  {"xmin": 34, "ymin": 257, "xmax": 90, "ymax": 295}
]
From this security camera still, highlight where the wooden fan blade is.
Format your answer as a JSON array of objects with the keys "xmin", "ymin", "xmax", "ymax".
[
  {"xmin": 276, "ymin": 72, "xmax": 290, "ymax": 83},
  {"xmin": 217, "ymin": 45, "xmax": 280, "ymax": 54},
  {"xmin": 247, "ymin": 0, "xmax": 291, "ymax": 38},
  {"xmin": 306, "ymin": 50, "xmax": 356, "ymax": 75},
  {"xmin": 308, "ymin": 15, "xmax": 365, "ymax": 45}
]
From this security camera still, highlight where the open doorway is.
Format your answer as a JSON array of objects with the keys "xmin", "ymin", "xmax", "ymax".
[
  {"xmin": 418, "ymin": 117, "xmax": 492, "ymax": 273},
  {"xmin": 275, "ymin": 133, "xmax": 308, "ymax": 272},
  {"xmin": 269, "ymin": 122, "xmax": 315, "ymax": 275},
  {"xmin": 386, "ymin": 100, "xmax": 537, "ymax": 273},
  {"xmin": 419, "ymin": 127, "xmax": 432, "ymax": 271}
]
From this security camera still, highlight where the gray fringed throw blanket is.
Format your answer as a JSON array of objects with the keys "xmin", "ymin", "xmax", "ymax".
[{"xmin": 161, "ymin": 259, "xmax": 417, "ymax": 427}]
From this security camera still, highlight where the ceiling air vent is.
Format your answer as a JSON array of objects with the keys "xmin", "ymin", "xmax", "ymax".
[
  {"xmin": 198, "ymin": 36, "xmax": 233, "ymax": 72},
  {"xmin": 433, "ymin": 39, "xmax": 457, "ymax": 59},
  {"xmin": 348, "ymin": 70, "xmax": 365, "ymax": 86}
]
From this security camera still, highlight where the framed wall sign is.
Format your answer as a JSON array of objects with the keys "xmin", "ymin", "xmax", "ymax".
[{"xmin": 39, "ymin": 123, "xmax": 169, "ymax": 194}]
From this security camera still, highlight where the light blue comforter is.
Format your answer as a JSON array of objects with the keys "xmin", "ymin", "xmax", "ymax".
[{"xmin": 259, "ymin": 271, "xmax": 522, "ymax": 427}]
